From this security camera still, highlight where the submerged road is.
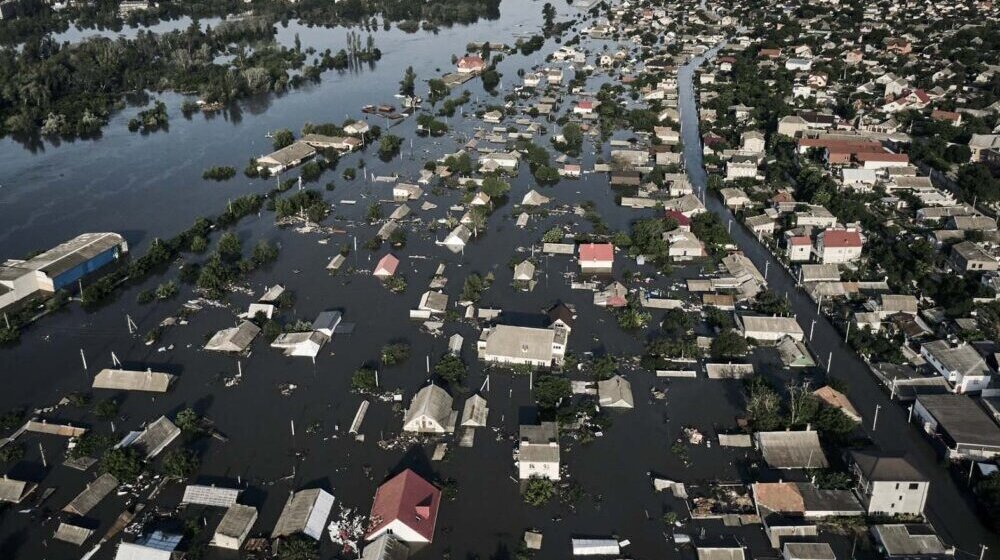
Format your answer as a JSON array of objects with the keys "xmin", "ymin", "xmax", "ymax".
[{"xmin": 677, "ymin": 44, "xmax": 998, "ymax": 556}]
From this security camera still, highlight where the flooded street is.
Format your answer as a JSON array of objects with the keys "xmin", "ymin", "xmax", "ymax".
[{"xmin": 678, "ymin": 44, "xmax": 1000, "ymax": 554}]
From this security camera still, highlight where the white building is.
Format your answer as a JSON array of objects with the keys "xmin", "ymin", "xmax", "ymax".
[
  {"xmin": 519, "ymin": 422, "xmax": 560, "ymax": 480},
  {"xmin": 849, "ymin": 451, "xmax": 929, "ymax": 517},
  {"xmin": 478, "ymin": 324, "xmax": 568, "ymax": 368},
  {"xmin": 920, "ymin": 340, "xmax": 992, "ymax": 393},
  {"xmin": 736, "ymin": 315, "xmax": 804, "ymax": 342},
  {"xmin": 403, "ymin": 385, "xmax": 457, "ymax": 434}
]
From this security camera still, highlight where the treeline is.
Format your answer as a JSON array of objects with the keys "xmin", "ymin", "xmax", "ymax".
[{"xmin": 0, "ymin": 17, "xmax": 319, "ymax": 138}]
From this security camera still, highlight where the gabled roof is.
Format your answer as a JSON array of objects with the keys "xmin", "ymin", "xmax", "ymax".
[{"xmin": 367, "ymin": 469, "xmax": 441, "ymax": 542}]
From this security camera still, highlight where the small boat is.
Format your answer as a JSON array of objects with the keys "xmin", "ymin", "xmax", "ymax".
[
  {"xmin": 361, "ymin": 104, "xmax": 377, "ymax": 114},
  {"xmin": 377, "ymin": 104, "xmax": 395, "ymax": 113}
]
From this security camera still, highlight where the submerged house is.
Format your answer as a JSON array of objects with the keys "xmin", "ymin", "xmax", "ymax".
[
  {"xmin": 0, "ymin": 476, "xmax": 36, "ymax": 503},
  {"xmin": 403, "ymin": 385, "xmax": 457, "ymax": 434},
  {"xmin": 478, "ymin": 324, "xmax": 568, "ymax": 368},
  {"xmin": 256, "ymin": 141, "xmax": 316, "ymax": 174},
  {"xmin": 460, "ymin": 394, "xmax": 489, "ymax": 427},
  {"xmin": 211, "ymin": 504, "xmax": 258, "ymax": 550},
  {"xmin": 519, "ymin": 422, "xmax": 560, "ymax": 480},
  {"xmin": 374, "ymin": 254, "xmax": 400, "ymax": 278},
  {"xmin": 366, "ymin": 469, "xmax": 442, "ymax": 543},
  {"xmin": 92, "ymin": 368, "xmax": 176, "ymax": 393},
  {"xmin": 204, "ymin": 321, "xmax": 260, "ymax": 353},
  {"xmin": 271, "ymin": 331, "xmax": 328, "ymax": 359},
  {"xmin": 271, "ymin": 488, "xmax": 335, "ymax": 540},
  {"xmin": 597, "ymin": 375, "xmax": 634, "ymax": 408}
]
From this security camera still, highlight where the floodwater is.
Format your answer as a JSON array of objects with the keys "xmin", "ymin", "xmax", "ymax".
[{"xmin": 0, "ymin": 2, "xmax": 995, "ymax": 560}]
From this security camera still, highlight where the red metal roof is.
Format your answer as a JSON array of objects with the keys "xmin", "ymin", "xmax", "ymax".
[
  {"xmin": 789, "ymin": 235, "xmax": 811, "ymax": 246},
  {"xmin": 821, "ymin": 229, "xmax": 862, "ymax": 248},
  {"xmin": 579, "ymin": 243, "xmax": 614, "ymax": 263},
  {"xmin": 577, "ymin": 100, "xmax": 594, "ymax": 110},
  {"xmin": 664, "ymin": 209, "xmax": 691, "ymax": 226},
  {"xmin": 366, "ymin": 469, "xmax": 441, "ymax": 542}
]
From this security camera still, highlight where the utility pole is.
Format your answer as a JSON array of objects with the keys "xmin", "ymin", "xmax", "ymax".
[
  {"xmin": 826, "ymin": 351, "xmax": 832, "ymax": 373},
  {"xmin": 809, "ymin": 319, "xmax": 816, "ymax": 341},
  {"xmin": 844, "ymin": 321, "xmax": 851, "ymax": 342},
  {"xmin": 872, "ymin": 404, "xmax": 881, "ymax": 431},
  {"xmin": 980, "ymin": 545, "xmax": 989, "ymax": 560},
  {"xmin": 908, "ymin": 404, "xmax": 914, "ymax": 423},
  {"xmin": 80, "ymin": 349, "xmax": 88, "ymax": 371}
]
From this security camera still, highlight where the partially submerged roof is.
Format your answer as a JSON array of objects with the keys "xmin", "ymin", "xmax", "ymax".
[
  {"xmin": 182, "ymin": 484, "xmax": 241, "ymax": 508},
  {"xmin": 63, "ymin": 473, "xmax": 119, "ymax": 516},
  {"xmin": 404, "ymin": 385, "xmax": 455, "ymax": 428},
  {"xmin": 783, "ymin": 542, "xmax": 836, "ymax": 560},
  {"xmin": 598, "ymin": 375, "xmax": 634, "ymax": 408},
  {"xmin": 756, "ymin": 430, "xmax": 829, "ymax": 469},
  {"xmin": 53, "ymin": 522, "xmax": 93, "ymax": 546},
  {"xmin": 92, "ymin": 369, "xmax": 176, "ymax": 393},
  {"xmin": 204, "ymin": 321, "xmax": 261, "ymax": 353},
  {"xmin": 362, "ymin": 533, "xmax": 411, "ymax": 560},
  {"xmin": 214, "ymin": 504, "xmax": 258, "ymax": 540},
  {"xmin": 460, "ymin": 394, "xmax": 489, "ymax": 427},
  {"xmin": 697, "ymin": 547, "xmax": 746, "ymax": 560},
  {"xmin": 130, "ymin": 416, "xmax": 181, "ymax": 460},
  {"xmin": 271, "ymin": 488, "xmax": 335, "ymax": 540},
  {"xmin": 0, "ymin": 476, "xmax": 36, "ymax": 503}
]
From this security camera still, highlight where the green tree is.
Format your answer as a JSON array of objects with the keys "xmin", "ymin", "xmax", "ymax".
[
  {"xmin": 481, "ymin": 176, "xmax": 511, "ymax": 198},
  {"xmin": 162, "ymin": 449, "xmax": 199, "ymax": 479},
  {"xmin": 272, "ymin": 129, "xmax": 295, "ymax": 150},
  {"xmin": 94, "ymin": 399, "xmax": 119, "ymax": 421},
  {"xmin": 100, "ymin": 447, "xmax": 143, "ymax": 483},
  {"xmin": 276, "ymin": 535, "xmax": 319, "ymax": 560},
  {"xmin": 535, "ymin": 375, "xmax": 570, "ymax": 410},
  {"xmin": 217, "ymin": 232, "xmax": 242, "ymax": 263},
  {"xmin": 523, "ymin": 476, "xmax": 555, "ymax": 506},
  {"xmin": 175, "ymin": 408, "xmax": 202, "ymax": 434},
  {"xmin": 434, "ymin": 354, "xmax": 467, "ymax": 385},
  {"xmin": 399, "ymin": 66, "xmax": 417, "ymax": 97},
  {"xmin": 380, "ymin": 342, "xmax": 411, "ymax": 366},
  {"xmin": 252, "ymin": 240, "xmax": 279, "ymax": 266},
  {"xmin": 352, "ymin": 367, "xmax": 378, "ymax": 393},
  {"xmin": 378, "ymin": 134, "xmax": 403, "ymax": 160},
  {"xmin": 711, "ymin": 329, "xmax": 748, "ymax": 359}
]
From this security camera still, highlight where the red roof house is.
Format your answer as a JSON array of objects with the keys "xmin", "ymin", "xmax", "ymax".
[
  {"xmin": 366, "ymin": 469, "xmax": 441, "ymax": 543},
  {"xmin": 578, "ymin": 243, "xmax": 614, "ymax": 272},
  {"xmin": 664, "ymin": 209, "xmax": 692, "ymax": 230},
  {"xmin": 457, "ymin": 55, "xmax": 485, "ymax": 73},
  {"xmin": 373, "ymin": 254, "xmax": 400, "ymax": 278}
]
